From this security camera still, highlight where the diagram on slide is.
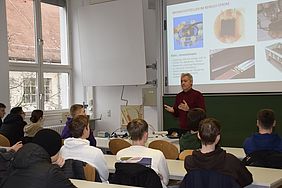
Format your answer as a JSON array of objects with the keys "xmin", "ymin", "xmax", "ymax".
[
  {"xmin": 257, "ymin": 0, "xmax": 282, "ymax": 41},
  {"xmin": 265, "ymin": 42, "xmax": 282, "ymax": 71},
  {"xmin": 210, "ymin": 46, "xmax": 255, "ymax": 80},
  {"xmin": 173, "ymin": 14, "xmax": 203, "ymax": 50},
  {"xmin": 214, "ymin": 9, "xmax": 244, "ymax": 43}
]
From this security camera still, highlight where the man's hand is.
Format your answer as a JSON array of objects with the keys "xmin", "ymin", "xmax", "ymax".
[
  {"xmin": 8, "ymin": 141, "xmax": 23, "ymax": 152},
  {"xmin": 178, "ymin": 100, "xmax": 189, "ymax": 111},
  {"xmin": 164, "ymin": 104, "xmax": 174, "ymax": 113}
]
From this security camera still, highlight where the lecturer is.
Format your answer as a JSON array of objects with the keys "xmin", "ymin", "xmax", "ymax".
[{"xmin": 164, "ymin": 73, "xmax": 206, "ymax": 130}]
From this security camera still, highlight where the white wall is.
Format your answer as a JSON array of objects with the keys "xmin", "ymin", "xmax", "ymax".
[
  {"xmin": 0, "ymin": 0, "xmax": 160, "ymax": 132},
  {"xmin": 68, "ymin": 0, "xmax": 85, "ymax": 104},
  {"xmin": 68, "ymin": 0, "xmax": 160, "ymax": 134},
  {"xmin": 0, "ymin": 0, "xmax": 10, "ymax": 109}
]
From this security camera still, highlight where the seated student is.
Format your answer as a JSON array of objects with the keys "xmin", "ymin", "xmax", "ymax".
[
  {"xmin": 0, "ymin": 107, "xmax": 27, "ymax": 145},
  {"xmin": 184, "ymin": 118, "xmax": 253, "ymax": 187},
  {"xmin": 116, "ymin": 119, "xmax": 169, "ymax": 188},
  {"xmin": 0, "ymin": 103, "xmax": 6, "ymax": 129},
  {"xmin": 1, "ymin": 129, "xmax": 76, "ymax": 188},
  {"xmin": 60, "ymin": 115, "xmax": 109, "ymax": 182},
  {"xmin": 243, "ymin": 109, "xmax": 282, "ymax": 155},
  {"xmin": 61, "ymin": 104, "xmax": 96, "ymax": 147},
  {"xmin": 24, "ymin": 109, "xmax": 44, "ymax": 137},
  {"xmin": 179, "ymin": 108, "xmax": 206, "ymax": 151}
]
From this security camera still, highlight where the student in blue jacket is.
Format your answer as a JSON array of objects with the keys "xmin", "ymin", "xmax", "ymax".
[{"xmin": 243, "ymin": 109, "xmax": 282, "ymax": 155}]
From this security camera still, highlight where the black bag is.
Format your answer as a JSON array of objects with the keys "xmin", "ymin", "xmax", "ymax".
[
  {"xmin": 109, "ymin": 162, "xmax": 162, "ymax": 188},
  {"xmin": 242, "ymin": 150, "xmax": 282, "ymax": 169}
]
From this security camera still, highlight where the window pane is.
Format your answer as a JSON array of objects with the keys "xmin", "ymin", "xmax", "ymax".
[
  {"xmin": 41, "ymin": 3, "xmax": 68, "ymax": 65},
  {"xmin": 43, "ymin": 72, "xmax": 69, "ymax": 110},
  {"xmin": 9, "ymin": 71, "xmax": 37, "ymax": 112},
  {"xmin": 6, "ymin": 0, "xmax": 35, "ymax": 64}
]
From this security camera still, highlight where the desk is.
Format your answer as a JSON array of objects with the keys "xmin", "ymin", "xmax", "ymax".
[
  {"xmin": 97, "ymin": 137, "xmax": 246, "ymax": 160},
  {"xmin": 222, "ymin": 147, "xmax": 246, "ymax": 160},
  {"xmin": 70, "ymin": 179, "xmax": 138, "ymax": 188},
  {"xmin": 104, "ymin": 155, "xmax": 282, "ymax": 187}
]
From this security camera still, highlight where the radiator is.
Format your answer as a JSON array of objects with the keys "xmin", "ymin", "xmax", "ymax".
[{"xmin": 46, "ymin": 124, "xmax": 65, "ymax": 134}]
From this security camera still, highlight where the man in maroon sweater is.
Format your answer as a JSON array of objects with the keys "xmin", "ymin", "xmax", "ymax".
[{"xmin": 164, "ymin": 73, "xmax": 205, "ymax": 130}]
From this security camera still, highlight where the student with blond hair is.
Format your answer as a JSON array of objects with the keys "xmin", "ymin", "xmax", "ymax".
[
  {"xmin": 116, "ymin": 119, "xmax": 169, "ymax": 188},
  {"xmin": 61, "ymin": 104, "xmax": 96, "ymax": 146}
]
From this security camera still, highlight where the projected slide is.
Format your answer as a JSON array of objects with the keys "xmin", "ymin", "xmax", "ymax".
[{"xmin": 166, "ymin": 0, "xmax": 282, "ymax": 93}]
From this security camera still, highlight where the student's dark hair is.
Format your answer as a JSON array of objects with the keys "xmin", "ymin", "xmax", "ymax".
[
  {"xmin": 257, "ymin": 109, "xmax": 275, "ymax": 129},
  {"xmin": 127, "ymin": 119, "xmax": 148, "ymax": 141},
  {"xmin": 10, "ymin": 107, "xmax": 23, "ymax": 115},
  {"xmin": 69, "ymin": 115, "xmax": 89, "ymax": 138},
  {"xmin": 0, "ymin": 103, "xmax": 6, "ymax": 108},
  {"xmin": 187, "ymin": 108, "xmax": 206, "ymax": 131},
  {"xmin": 30, "ymin": 110, "xmax": 43, "ymax": 123},
  {"xmin": 198, "ymin": 118, "xmax": 221, "ymax": 146},
  {"xmin": 70, "ymin": 104, "xmax": 84, "ymax": 117}
]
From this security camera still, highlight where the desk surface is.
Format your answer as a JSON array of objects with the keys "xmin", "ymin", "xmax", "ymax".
[
  {"xmin": 70, "ymin": 179, "xmax": 138, "ymax": 188},
  {"xmin": 96, "ymin": 136, "xmax": 178, "ymax": 149},
  {"xmin": 222, "ymin": 147, "xmax": 245, "ymax": 160},
  {"xmin": 96, "ymin": 137, "xmax": 246, "ymax": 160},
  {"xmin": 104, "ymin": 155, "xmax": 282, "ymax": 188}
]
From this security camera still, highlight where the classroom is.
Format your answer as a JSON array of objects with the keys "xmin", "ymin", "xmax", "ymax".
[{"xmin": 0, "ymin": 0, "xmax": 281, "ymax": 187}]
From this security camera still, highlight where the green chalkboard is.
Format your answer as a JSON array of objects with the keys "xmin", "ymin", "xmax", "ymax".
[{"xmin": 163, "ymin": 94, "xmax": 282, "ymax": 147}]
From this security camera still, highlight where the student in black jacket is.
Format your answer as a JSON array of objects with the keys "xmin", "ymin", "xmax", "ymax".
[
  {"xmin": 183, "ymin": 118, "xmax": 253, "ymax": 187},
  {"xmin": 0, "ymin": 103, "xmax": 6, "ymax": 129},
  {"xmin": 0, "ymin": 107, "xmax": 27, "ymax": 145},
  {"xmin": 1, "ymin": 129, "xmax": 76, "ymax": 188}
]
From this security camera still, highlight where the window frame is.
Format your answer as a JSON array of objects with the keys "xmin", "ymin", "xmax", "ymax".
[{"xmin": 7, "ymin": 0, "xmax": 72, "ymax": 117}]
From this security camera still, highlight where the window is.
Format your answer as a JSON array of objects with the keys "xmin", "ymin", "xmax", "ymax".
[
  {"xmin": 9, "ymin": 71, "xmax": 37, "ymax": 111},
  {"xmin": 6, "ymin": 0, "xmax": 70, "ymax": 112},
  {"xmin": 23, "ymin": 78, "xmax": 36, "ymax": 104},
  {"xmin": 44, "ymin": 78, "xmax": 51, "ymax": 102},
  {"xmin": 43, "ymin": 72, "xmax": 69, "ymax": 110}
]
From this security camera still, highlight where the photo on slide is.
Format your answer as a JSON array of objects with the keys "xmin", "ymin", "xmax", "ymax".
[
  {"xmin": 265, "ymin": 42, "xmax": 282, "ymax": 71},
  {"xmin": 173, "ymin": 14, "xmax": 203, "ymax": 50},
  {"xmin": 210, "ymin": 46, "xmax": 255, "ymax": 80},
  {"xmin": 214, "ymin": 9, "xmax": 244, "ymax": 43},
  {"xmin": 257, "ymin": 0, "xmax": 282, "ymax": 41}
]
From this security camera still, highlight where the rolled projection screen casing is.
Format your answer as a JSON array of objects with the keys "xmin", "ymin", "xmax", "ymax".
[
  {"xmin": 78, "ymin": 0, "xmax": 146, "ymax": 86},
  {"xmin": 165, "ymin": 0, "xmax": 282, "ymax": 94}
]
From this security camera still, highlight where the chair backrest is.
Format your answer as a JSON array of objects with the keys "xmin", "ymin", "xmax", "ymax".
[
  {"xmin": 109, "ymin": 139, "xmax": 131, "ymax": 155},
  {"xmin": 148, "ymin": 140, "xmax": 179, "ymax": 159},
  {"xmin": 179, "ymin": 149, "xmax": 193, "ymax": 160},
  {"xmin": 83, "ymin": 163, "xmax": 96, "ymax": 181},
  {"xmin": 180, "ymin": 169, "xmax": 240, "ymax": 188},
  {"xmin": 62, "ymin": 159, "xmax": 101, "ymax": 182},
  {"xmin": 0, "ymin": 134, "xmax": 10, "ymax": 147},
  {"xmin": 242, "ymin": 150, "xmax": 282, "ymax": 169},
  {"xmin": 109, "ymin": 162, "xmax": 162, "ymax": 188}
]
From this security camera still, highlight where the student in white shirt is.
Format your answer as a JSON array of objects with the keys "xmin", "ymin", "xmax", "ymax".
[
  {"xmin": 116, "ymin": 119, "xmax": 169, "ymax": 188},
  {"xmin": 60, "ymin": 115, "xmax": 109, "ymax": 182}
]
